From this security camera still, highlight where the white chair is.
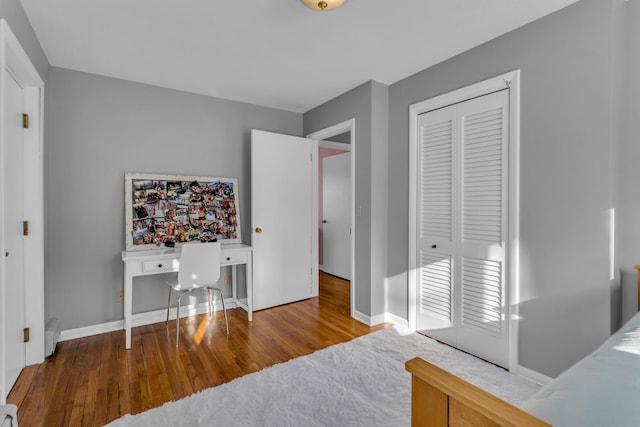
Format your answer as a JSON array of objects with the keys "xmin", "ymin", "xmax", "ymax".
[
  {"xmin": 0, "ymin": 404, "xmax": 18, "ymax": 427},
  {"xmin": 166, "ymin": 242, "xmax": 229, "ymax": 346}
]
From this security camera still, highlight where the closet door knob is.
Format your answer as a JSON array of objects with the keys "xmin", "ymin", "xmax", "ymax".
[
  {"xmin": 255, "ymin": 227, "xmax": 263, "ymax": 233},
  {"xmin": 431, "ymin": 244, "xmax": 437, "ymax": 249}
]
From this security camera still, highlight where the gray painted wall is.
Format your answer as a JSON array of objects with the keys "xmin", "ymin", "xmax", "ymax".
[
  {"xmin": 0, "ymin": 0, "xmax": 49, "ymax": 81},
  {"xmin": 387, "ymin": 0, "xmax": 615, "ymax": 377},
  {"xmin": 304, "ymin": 82, "xmax": 372, "ymax": 316},
  {"xmin": 45, "ymin": 67, "xmax": 301, "ymax": 329},
  {"xmin": 304, "ymin": 81, "xmax": 389, "ymax": 319},
  {"xmin": 370, "ymin": 81, "xmax": 389, "ymax": 317},
  {"xmin": 618, "ymin": 0, "xmax": 640, "ymax": 324}
]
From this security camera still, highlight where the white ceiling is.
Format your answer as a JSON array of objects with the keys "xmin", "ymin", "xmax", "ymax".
[{"xmin": 21, "ymin": 0, "xmax": 581, "ymax": 113}]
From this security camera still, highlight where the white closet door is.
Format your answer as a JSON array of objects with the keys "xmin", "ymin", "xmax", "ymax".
[
  {"xmin": 417, "ymin": 90, "xmax": 510, "ymax": 368},
  {"xmin": 416, "ymin": 104, "xmax": 458, "ymax": 345},
  {"xmin": 457, "ymin": 90, "xmax": 509, "ymax": 368}
]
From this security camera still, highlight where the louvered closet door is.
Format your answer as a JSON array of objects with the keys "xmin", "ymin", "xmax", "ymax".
[
  {"xmin": 416, "ymin": 105, "xmax": 458, "ymax": 345},
  {"xmin": 416, "ymin": 90, "xmax": 510, "ymax": 368},
  {"xmin": 456, "ymin": 90, "xmax": 509, "ymax": 368}
]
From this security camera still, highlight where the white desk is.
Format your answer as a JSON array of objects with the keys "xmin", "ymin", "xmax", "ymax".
[{"xmin": 121, "ymin": 244, "xmax": 253, "ymax": 349}]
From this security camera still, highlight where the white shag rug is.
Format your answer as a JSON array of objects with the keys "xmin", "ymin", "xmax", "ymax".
[{"xmin": 107, "ymin": 326, "xmax": 541, "ymax": 426}]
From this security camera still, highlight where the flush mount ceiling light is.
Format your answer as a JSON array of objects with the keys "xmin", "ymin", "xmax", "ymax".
[{"xmin": 300, "ymin": 0, "xmax": 345, "ymax": 12}]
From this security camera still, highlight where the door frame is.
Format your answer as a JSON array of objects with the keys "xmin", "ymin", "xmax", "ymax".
[
  {"xmin": 408, "ymin": 71, "xmax": 520, "ymax": 371},
  {"xmin": 0, "ymin": 19, "xmax": 45, "ymax": 401},
  {"xmin": 307, "ymin": 119, "xmax": 355, "ymax": 317}
]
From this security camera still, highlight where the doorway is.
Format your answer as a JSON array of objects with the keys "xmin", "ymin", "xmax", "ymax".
[
  {"xmin": 0, "ymin": 20, "xmax": 46, "ymax": 401},
  {"xmin": 320, "ymin": 141, "xmax": 350, "ymax": 280},
  {"xmin": 307, "ymin": 119, "xmax": 355, "ymax": 317}
]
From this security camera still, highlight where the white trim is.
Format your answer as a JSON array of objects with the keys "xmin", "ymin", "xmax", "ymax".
[
  {"xmin": 517, "ymin": 365, "xmax": 552, "ymax": 386},
  {"xmin": 0, "ymin": 19, "xmax": 45, "ymax": 402},
  {"xmin": 311, "ymin": 140, "xmax": 319, "ymax": 297},
  {"xmin": 507, "ymin": 71, "xmax": 521, "ymax": 371},
  {"xmin": 384, "ymin": 312, "xmax": 409, "ymax": 328},
  {"xmin": 60, "ymin": 299, "xmax": 235, "ymax": 342},
  {"xmin": 369, "ymin": 313, "xmax": 386, "ymax": 326},
  {"xmin": 352, "ymin": 310, "xmax": 371, "ymax": 326},
  {"xmin": 307, "ymin": 119, "xmax": 356, "ymax": 318},
  {"xmin": 408, "ymin": 70, "xmax": 521, "ymax": 372},
  {"xmin": 308, "ymin": 119, "xmax": 353, "ymax": 141},
  {"xmin": 351, "ymin": 311, "xmax": 409, "ymax": 328},
  {"xmin": 319, "ymin": 139, "xmax": 351, "ymax": 151},
  {"xmin": 60, "ymin": 320, "xmax": 124, "ymax": 342}
]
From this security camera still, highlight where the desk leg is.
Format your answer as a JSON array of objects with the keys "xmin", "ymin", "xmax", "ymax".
[
  {"xmin": 231, "ymin": 265, "xmax": 238, "ymax": 306},
  {"xmin": 247, "ymin": 252, "xmax": 253, "ymax": 321},
  {"xmin": 124, "ymin": 267, "xmax": 133, "ymax": 349}
]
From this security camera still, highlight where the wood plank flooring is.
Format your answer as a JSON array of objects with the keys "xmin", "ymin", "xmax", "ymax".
[{"xmin": 8, "ymin": 272, "xmax": 387, "ymax": 426}]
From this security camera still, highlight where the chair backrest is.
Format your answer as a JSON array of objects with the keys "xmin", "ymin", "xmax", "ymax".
[{"xmin": 178, "ymin": 242, "xmax": 221, "ymax": 288}]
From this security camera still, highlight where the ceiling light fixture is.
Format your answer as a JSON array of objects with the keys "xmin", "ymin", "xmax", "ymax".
[{"xmin": 300, "ymin": 0, "xmax": 345, "ymax": 12}]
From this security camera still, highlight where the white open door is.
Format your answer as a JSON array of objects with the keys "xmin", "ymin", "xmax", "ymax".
[
  {"xmin": 2, "ymin": 69, "xmax": 26, "ymax": 397},
  {"xmin": 322, "ymin": 152, "xmax": 351, "ymax": 280},
  {"xmin": 251, "ymin": 130, "xmax": 314, "ymax": 311},
  {"xmin": 0, "ymin": 20, "xmax": 45, "ymax": 401}
]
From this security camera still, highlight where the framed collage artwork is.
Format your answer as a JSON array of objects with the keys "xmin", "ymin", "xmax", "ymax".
[{"xmin": 125, "ymin": 173, "xmax": 241, "ymax": 251}]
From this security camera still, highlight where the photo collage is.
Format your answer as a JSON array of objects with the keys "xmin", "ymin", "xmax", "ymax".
[{"xmin": 131, "ymin": 178, "xmax": 239, "ymax": 247}]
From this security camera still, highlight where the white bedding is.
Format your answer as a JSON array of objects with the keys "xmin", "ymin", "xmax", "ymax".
[{"xmin": 522, "ymin": 311, "xmax": 640, "ymax": 426}]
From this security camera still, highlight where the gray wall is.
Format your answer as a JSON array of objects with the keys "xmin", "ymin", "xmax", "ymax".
[
  {"xmin": 45, "ymin": 67, "xmax": 301, "ymax": 329},
  {"xmin": 618, "ymin": 0, "xmax": 640, "ymax": 324},
  {"xmin": 0, "ymin": 0, "xmax": 49, "ymax": 81},
  {"xmin": 304, "ymin": 81, "xmax": 389, "ymax": 318},
  {"xmin": 387, "ymin": 0, "xmax": 615, "ymax": 377}
]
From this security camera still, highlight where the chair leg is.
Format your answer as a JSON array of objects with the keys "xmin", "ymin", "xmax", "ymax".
[
  {"xmin": 207, "ymin": 288, "xmax": 213, "ymax": 317},
  {"xmin": 218, "ymin": 289, "xmax": 229, "ymax": 335},
  {"xmin": 166, "ymin": 287, "xmax": 172, "ymax": 325},
  {"xmin": 175, "ymin": 294, "xmax": 181, "ymax": 347}
]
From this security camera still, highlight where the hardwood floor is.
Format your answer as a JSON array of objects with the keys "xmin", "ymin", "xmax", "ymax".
[{"xmin": 8, "ymin": 272, "xmax": 386, "ymax": 426}]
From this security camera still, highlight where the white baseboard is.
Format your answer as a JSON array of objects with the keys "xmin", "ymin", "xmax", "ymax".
[
  {"xmin": 384, "ymin": 312, "xmax": 409, "ymax": 328},
  {"xmin": 60, "ymin": 319, "xmax": 124, "ymax": 342},
  {"xmin": 352, "ymin": 311, "xmax": 409, "ymax": 328},
  {"xmin": 63, "ymin": 305, "xmax": 408, "ymax": 342},
  {"xmin": 60, "ymin": 299, "xmax": 234, "ymax": 342},
  {"xmin": 370, "ymin": 313, "xmax": 386, "ymax": 325},
  {"xmin": 352, "ymin": 310, "xmax": 371, "ymax": 326},
  {"xmin": 517, "ymin": 364, "xmax": 553, "ymax": 386}
]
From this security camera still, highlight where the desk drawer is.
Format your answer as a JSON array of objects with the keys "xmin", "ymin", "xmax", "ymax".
[
  {"xmin": 220, "ymin": 251, "xmax": 248, "ymax": 266},
  {"xmin": 142, "ymin": 259, "xmax": 177, "ymax": 273}
]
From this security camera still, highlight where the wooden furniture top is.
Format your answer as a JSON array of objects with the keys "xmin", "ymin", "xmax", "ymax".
[{"xmin": 405, "ymin": 357, "xmax": 550, "ymax": 427}]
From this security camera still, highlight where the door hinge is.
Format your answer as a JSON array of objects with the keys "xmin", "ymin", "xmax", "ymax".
[
  {"xmin": 23, "ymin": 220, "xmax": 29, "ymax": 236},
  {"xmin": 22, "ymin": 113, "xmax": 29, "ymax": 129},
  {"xmin": 23, "ymin": 327, "xmax": 30, "ymax": 343}
]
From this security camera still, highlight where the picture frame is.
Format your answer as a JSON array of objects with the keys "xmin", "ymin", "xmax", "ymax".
[{"xmin": 125, "ymin": 173, "xmax": 241, "ymax": 251}]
